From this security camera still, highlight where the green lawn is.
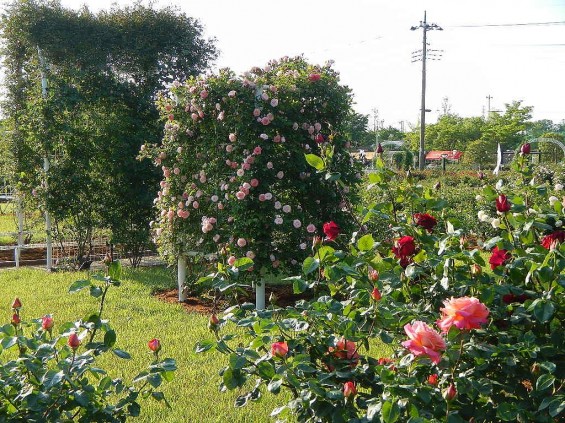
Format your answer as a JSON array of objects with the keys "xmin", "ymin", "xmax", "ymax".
[{"xmin": 0, "ymin": 267, "xmax": 291, "ymax": 422}]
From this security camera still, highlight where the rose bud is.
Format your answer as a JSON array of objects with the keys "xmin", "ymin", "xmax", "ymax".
[
  {"xmin": 11, "ymin": 313, "xmax": 21, "ymax": 326},
  {"xmin": 470, "ymin": 263, "xmax": 482, "ymax": 276},
  {"xmin": 495, "ymin": 194, "xmax": 511, "ymax": 213},
  {"xmin": 428, "ymin": 374, "xmax": 439, "ymax": 386},
  {"xmin": 434, "ymin": 181, "xmax": 441, "ymax": 190},
  {"xmin": 11, "ymin": 297, "xmax": 22, "ymax": 310},
  {"xmin": 208, "ymin": 314, "xmax": 220, "ymax": 332},
  {"xmin": 343, "ymin": 381, "xmax": 357, "ymax": 399},
  {"xmin": 68, "ymin": 333, "xmax": 80, "ymax": 350},
  {"xmin": 41, "ymin": 315, "xmax": 54, "ymax": 331},
  {"xmin": 148, "ymin": 338, "xmax": 161, "ymax": 353},
  {"xmin": 312, "ymin": 235, "xmax": 323, "ymax": 249},
  {"xmin": 271, "ymin": 341, "xmax": 289, "ymax": 358},
  {"xmin": 368, "ymin": 269, "xmax": 379, "ymax": 282},
  {"xmin": 520, "ymin": 143, "xmax": 531, "ymax": 155},
  {"xmin": 376, "ymin": 143, "xmax": 383, "ymax": 154},
  {"xmin": 371, "ymin": 287, "xmax": 382, "ymax": 301},
  {"xmin": 443, "ymin": 383, "xmax": 457, "ymax": 401}
]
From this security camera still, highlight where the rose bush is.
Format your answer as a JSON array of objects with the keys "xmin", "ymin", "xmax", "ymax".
[
  {"xmin": 140, "ymin": 57, "xmax": 361, "ymax": 291},
  {"xmin": 0, "ymin": 262, "xmax": 176, "ymax": 421},
  {"xmin": 197, "ymin": 150, "xmax": 564, "ymax": 422}
]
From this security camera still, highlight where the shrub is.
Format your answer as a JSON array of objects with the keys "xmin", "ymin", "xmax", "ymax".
[
  {"xmin": 0, "ymin": 262, "xmax": 176, "ymax": 421},
  {"xmin": 198, "ymin": 150, "xmax": 564, "ymax": 422}
]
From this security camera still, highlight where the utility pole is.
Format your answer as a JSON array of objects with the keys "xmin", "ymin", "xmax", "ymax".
[
  {"xmin": 486, "ymin": 94, "xmax": 493, "ymax": 116},
  {"xmin": 411, "ymin": 11, "xmax": 442, "ymax": 170},
  {"xmin": 372, "ymin": 108, "xmax": 379, "ymax": 150}
]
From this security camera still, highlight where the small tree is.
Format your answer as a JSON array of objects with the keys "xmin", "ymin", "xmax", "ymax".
[{"xmin": 143, "ymin": 57, "xmax": 361, "ymax": 287}]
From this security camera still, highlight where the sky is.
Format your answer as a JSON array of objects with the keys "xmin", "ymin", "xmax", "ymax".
[{"xmin": 3, "ymin": 0, "xmax": 565, "ymax": 129}]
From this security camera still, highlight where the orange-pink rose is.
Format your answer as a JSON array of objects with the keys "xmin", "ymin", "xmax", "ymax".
[
  {"xmin": 401, "ymin": 321, "xmax": 446, "ymax": 364},
  {"xmin": 271, "ymin": 341, "xmax": 288, "ymax": 358},
  {"xmin": 436, "ymin": 296, "xmax": 489, "ymax": 332}
]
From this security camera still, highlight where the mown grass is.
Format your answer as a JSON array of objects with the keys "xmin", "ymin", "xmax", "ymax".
[{"xmin": 0, "ymin": 267, "xmax": 293, "ymax": 422}]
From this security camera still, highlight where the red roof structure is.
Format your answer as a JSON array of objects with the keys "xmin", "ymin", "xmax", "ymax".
[{"xmin": 425, "ymin": 150, "xmax": 463, "ymax": 161}]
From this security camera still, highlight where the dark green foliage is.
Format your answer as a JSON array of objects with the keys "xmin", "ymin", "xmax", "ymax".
[{"xmin": 1, "ymin": 0, "xmax": 217, "ymax": 264}]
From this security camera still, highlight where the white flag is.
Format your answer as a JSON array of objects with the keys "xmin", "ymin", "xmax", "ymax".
[{"xmin": 493, "ymin": 143, "xmax": 502, "ymax": 175}]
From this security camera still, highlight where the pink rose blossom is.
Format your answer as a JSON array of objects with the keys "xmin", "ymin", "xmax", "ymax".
[
  {"xmin": 292, "ymin": 122, "xmax": 299, "ymax": 130},
  {"xmin": 253, "ymin": 108, "xmax": 261, "ymax": 117},
  {"xmin": 200, "ymin": 90, "xmax": 209, "ymax": 99},
  {"xmin": 173, "ymin": 167, "xmax": 180, "ymax": 175},
  {"xmin": 273, "ymin": 135, "xmax": 281, "ymax": 143},
  {"xmin": 228, "ymin": 90, "xmax": 236, "ymax": 97},
  {"xmin": 192, "ymin": 201, "xmax": 199, "ymax": 209},
  {"xmin": 163, "ymin": 168, "xmax": 171, "ymax": 178},
  {"xmin": 237, "ymin": 238, "xmax": 247, "ymax": 247},
  {"xmin": 178, "ymin": 202, "xmax": 184, "ymax": 209},
  {"xmin": 267, "ymin": 162, "xmax": 273, "ymax": 169},
  {"xmin": 314, "ymin": 122, "xmax": 322, "ymax": 131},
  {"xmin": 261, "ymin": 116, "xmax": 270, "ymax": 125},
  {"xmin": 264, "ymin": 193, "xmax": 273, "ymax": 200},
  {"xmin": 229, "ymin": 133, "xmax": 237, "ymax": 142},
  {"xmin": 242, "ymin": 163, "xmax": 251, "ymax": 170},
  {"xmin": 261, "ymin": 92, "xmax": 269, "ymax": 101},
  {"xmin": 253, "ymin": 146, "xmax": 262, "ymax": 155},
  {"xmin": 306, "ymin": 224, "xmax": 316, "ymax": 233},
  {"xmin": 274, "ymin": 201, "xmax": 282, "ymax": 209},
  {"xmin": 267, "ymin": 113, "xmax": 274, "ymax": 121},
  {"xmin": 246, "ymin": 251, "xmax": 256, "ymax": 259},
  {"xmin": 236, "ymin": 191, "xmax": 246, "ymax": 200},
  {"xmin": 217, "ymin": 202, "xmax": 224, "ymax": 210},
  {"xmin": 436, "ymin": 297, "xmax": 489, "ymax": 332},
  {"xmin": 270, "ymin": 98, "xmax": 279, "ymax": 107},
  {"xmin": 237, "ymin": 169, "xmax": 245, "ymax": 177},
  {"xmin": 308, "ymin": 126, "xmax": 315, "ymax": 134},
  {"xmin": 277, "ymin": 171, "xmax": 284, "ymax": 179},
  {"xmin": 271, "ymin": 341, "xmax": 288, "ymax": 358},
  {"xmin": 293, "ymin": 220, "xmax": 302, "ymax": 228},
  {"xmin": 226, "ymin": 145, "xmax": 233, "ymax": 153},
  {"xmin": 259, "ymin": 133, "xmax": 269, "ymax": 140},
  {"xmin": 300, "ymin": 243, "xmax": 307, "ymax": 249},
  {"xmin": 167, "ymin": 210, "xmax": 175, "ymax": 221},
  {"xmin": 191, "ymin": 113, "xmax": 198, "ymax": 121},
  {"xmin": 274, "ymin": 217, "xmax": 283, "ymax": 225},
  {"xmin": 282, "ymin": 205, "xmax": 291, "ymax": 213},
  {"xmin": 250, "ymin": 179, "xmax": 259, "ymax": 187},
  {"xmin": 259, "ymin": 194, "xmax": 266, "ymax": 202},
  {"xmin": 213, "ymin": 234, "xmax": 220, "ymax": 242},
  {"xmin": 211, "ymin": 195, "xmax": 219, "ymax": 202},
  {"xmin": 401, "ymin": 321, "xmax": 446, "ymax": 364},
  {"xmin": 227, "ymin": 256, "xmax": 236, "ymax": 265}
]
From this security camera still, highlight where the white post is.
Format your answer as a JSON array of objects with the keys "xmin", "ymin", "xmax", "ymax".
[
  {"xmin": 44, "ymin": 157, "xmax": 52, "ymax": 271},
  {"xmin": 38, "ymin": 47, "xmax": 52, "ymax": 271},
  {"xmin": 178, "ymin": 256, "xmax": 187, "ymax": 302},
  {"xmin": 255, "ymin": 279, "xmax": 265, "ymax": 311},
  {"xmin": 15, "ymin": 196, "xmax": 24, "ymax": 268}
]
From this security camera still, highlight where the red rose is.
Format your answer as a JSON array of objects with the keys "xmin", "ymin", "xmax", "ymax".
[
  {"xmin": 323, "ymin": 221, "xmax": 340, "ymax": 241},
  {"xmin": 148, "ymin": 338, "xmax": 161, "ymax": 353},
  {"xmin": 520, "ymin": 143, "xmax": 531, "ymax": 155},
  {"xmin": 11, "ymin": 298, "xmax": 22, "ymax": 309},
  {"xmin": 443, "ymin": 384, "xmax": 457, "ymax": 401},
  {"xmin": 315, "ymin": 133, "xmax": 325, "ymax": 144},
  {"xmin": 41, "ymin": 315, "xmax": 54, "ymax": 331},
  {"xmin": 495, "ymin": 194, "xmax": 511, "ymax": 213},
  {"xmin": 489, "ymin": 246, "xmax": 511, "ymax": 270},
  {"xmin": 68, "ymin": 333, "xmax": 80, "ymax": 350},
  {"xmin": 428, "ymin": 374, "xmax": 439, "ymax": 386},
  {"xmin": 271, "ymin": 341, "xmax": 288, "ymax": 358},
  {"xmin": 308, "ymin": 73, "xmax": 321, "ymax": 82},
  {"xmin": 392, "ymin": 236, "xmax": 416, "ymax": 259},
  {"xmin": 540, "ymin": 231, "xmax": 565, "ymax": 249},
  {"xmin": 414, "ymin": 213, "xmax": 437, "ymax": 231}
]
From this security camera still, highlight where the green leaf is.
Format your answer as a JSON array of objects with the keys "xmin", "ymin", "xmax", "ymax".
[
  {"xmin": 43, "ymin": 370, "xmax": 65, "ymax": 389},
  {"xmin": 112, "ymin": 349, "xmax": 131, "ymax": 359},
  {"xmin": 267, "ymin": 378, "xmax": 283, "ymax": 394},
  {"xmin": 533, "ymin": 300, "xmax": 555, "ymax": 323},
  {"xmin": 127, "ymin": 402, "xmax": 141, "ymax": 417},
  {"xmin": 357, "ymin": 234, "xmax": 374, "ymax": 251},
  {"xmin": 302, "ymin": 256, "xmax": 320, "ymax": 275},
  {"xmin": 382, "ymin": 400, "xmax": 400, "ymax": 423},
  {"xmin": 90, "ymin": 285, "xmax": 103, "ymax": 298},
  {"xmin": 497, "ymin": 402, "xmax": 519, "ymax": 421},
  {"xmin": 536, "ymin": 374, "xmax": 555, "ymax": 391},
  {"xmin": 195, "ymin": 340, "xmax": 216, "ymax": 353},
  {"xmin": 222, "ymin": 368, "xmax": 246, "ymax": 390},
  {"xmin": 292, "ymin": 278, "xmax": 309, "ymax": 294},
  {"xmin": 256, "ymin": 361, "xmax": 275, "ymax": 380},
  {"xmin": 233, "ymin": 257, "xmax": 254, "ymax": 271},
  {"xmin": 229, "ymin": 353, "xmax": 247, "ymax": 370},
  {"xmin": 108, "ymin": 261, "xmax": 122, "ymax": 281},
  {"xmin": 104, "ymin": 329, "xmax": 116, "ymax": 347},
  {"xmin": 304, "ymin": 153, "xmax": 325, "ymax": 171},
  {"xmin": 1, "ymin": 336, "xmax": 17, "ymax": 350},
  {"xmin": 147, "ymin": 373, "xmax": 162, "ymax": 388},
  {"xmin": 69, "ymin": 279, "xmax": 91, "ymax": 293}
]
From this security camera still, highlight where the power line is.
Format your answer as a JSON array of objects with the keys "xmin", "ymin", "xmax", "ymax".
[{"xmin": 448, "ymin": 20, "xmax": 565, "ymax": 28}]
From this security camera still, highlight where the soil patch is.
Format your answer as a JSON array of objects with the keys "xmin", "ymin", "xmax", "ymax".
[{"xmin": 153, "ymin": 285, "xmax": 313, "ymax": 314}]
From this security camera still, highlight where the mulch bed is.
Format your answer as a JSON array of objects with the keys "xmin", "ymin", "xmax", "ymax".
[{"xmin": 153, "ymin": 285, "xmax": 313, "ymax": 314}]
